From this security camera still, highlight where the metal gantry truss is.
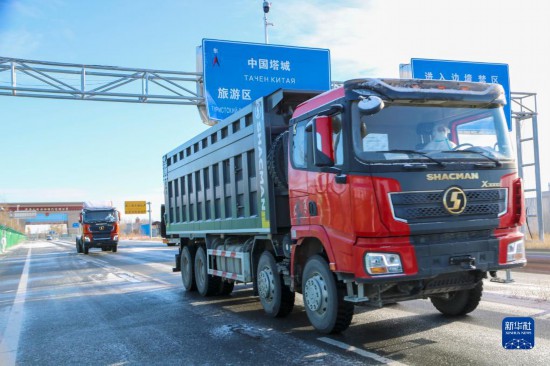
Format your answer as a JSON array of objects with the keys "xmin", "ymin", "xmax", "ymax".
[
  {"xmin": 512, "ymin": 91, "xmax": 544, "ymax": 241},
  {"xmin": 0, "ymin": 56, "xmax": 203, "ymax": 105}
]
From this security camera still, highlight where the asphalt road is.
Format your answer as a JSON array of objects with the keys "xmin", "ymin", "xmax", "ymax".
[{"xmin": 1, "ymin": 240, "xmax": 549, "ymax": 365}]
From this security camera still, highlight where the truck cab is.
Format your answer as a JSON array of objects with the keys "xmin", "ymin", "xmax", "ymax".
[{"xmin": 287, "ymin": 79, "xmax": 525, "ymax": 329}]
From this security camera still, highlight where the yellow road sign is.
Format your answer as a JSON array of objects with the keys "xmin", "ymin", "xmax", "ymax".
[{"xmin": 125, "ymin": 201, "xmax": 146, "ymax": 214}]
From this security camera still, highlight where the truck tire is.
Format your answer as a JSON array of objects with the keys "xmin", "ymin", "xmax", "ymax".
[
  {"xmin": 83, "ymin": 245, "xmax": 89, "ymax": 255},
  {"xmin": 302, "ymin": 255, "xmax": 354, "ymax": 334},
  {"xmin": 267, "ymin": 131, "xmax": 289, "ymax": 189},
  {"xmin": 181, "ymin": 246, "xmax": 197, "ymax": 291},
  {"xmin": 76, "ymin": 239, "xmax": 82, "ymax": 253},
  {"xmin": 218, "ymin": 280, "xmax": 235, "ymax": 296},
  {"xmin": 194, "ymin": 247, "xmax": 220, "ymax": 296},
  {"xmin": 112, "ymin": 245, "xmax": 117, "ymax": 253},
  {"xmin": 430, "ymin": 281, "xmax": 483, "ymax": 316},
  {"xmin": 257, "ymin": 251, "xmax": 295, "ymax": 317}
]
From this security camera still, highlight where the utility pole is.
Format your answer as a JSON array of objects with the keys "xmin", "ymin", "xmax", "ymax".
[
  {"xmin": 262, "ymin": 1, "xmax": 273, "ymax": 44},
  {"xmin": 147, "ymin": 201, "xmax": 152, "ymax": 239}
]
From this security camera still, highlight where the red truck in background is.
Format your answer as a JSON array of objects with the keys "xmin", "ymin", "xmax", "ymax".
[
  {"xmin": 76, "ymin": 201, "xmax": 121, "ymax": 254},
  {"xmin": 161, "ymin": 78, "xmax": 526, "ymax": 333}
]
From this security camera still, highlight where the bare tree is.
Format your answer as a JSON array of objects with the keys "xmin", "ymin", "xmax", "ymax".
[{"xmin": 0, "ymin": 204, "xmax": 25, "ymax": 232}]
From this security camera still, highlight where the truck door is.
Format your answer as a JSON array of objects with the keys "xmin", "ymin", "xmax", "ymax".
[{"xmin": 307, "ymin": 114, "xmax": 354, "ymax": 257}]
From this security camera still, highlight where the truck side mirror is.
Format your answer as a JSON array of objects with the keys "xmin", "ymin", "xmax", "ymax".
[
  {"xmin": 358, "ymin": 96, "xmax": 384, "ymax": 115},
  {"xmin": 309, "ymin": 116, "xmax": 334, "ymax": 167},
  {"xmin": 117, "ymin": 211, "xmax": 121, "ymax": 222},
  {"xmin": 79, "ymin": 213, "xmax": 82, "ymax": 223}
]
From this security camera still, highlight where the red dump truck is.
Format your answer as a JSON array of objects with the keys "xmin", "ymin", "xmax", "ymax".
[
  {"xmin": 76, "ymin": 201, "xmax": 121, "ymax": 254},
  {"xmin": 161, "ymin": 78, "xmax": 526, "ymax": 333}
]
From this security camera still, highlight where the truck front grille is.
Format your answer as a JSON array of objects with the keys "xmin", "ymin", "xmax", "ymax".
[
  {"xmin": 89, "ymin": 224, "xmax": 114, "ymax": 233},
  {"xmin": 390, "ymin": 188, "xmax": 507, "ymax": 223}
]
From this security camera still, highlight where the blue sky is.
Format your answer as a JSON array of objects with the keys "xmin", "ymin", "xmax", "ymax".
[{"xmin": 1, "ymin": 0, "xmax": 549, "ymax": 221}]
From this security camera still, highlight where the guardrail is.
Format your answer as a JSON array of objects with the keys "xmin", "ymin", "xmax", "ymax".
[{"xmin": 0, "ymin": 225, "xmax": 26, "ymax": 253}]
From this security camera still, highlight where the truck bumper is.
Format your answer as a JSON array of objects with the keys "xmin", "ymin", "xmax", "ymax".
[
  {"xmin": 338, "ymin": 230, "xmax": 525, "ymax": 305},
  {"xmin": 349, "ymin": 229, "xmax": 525, "ymax": 283},
  {"xmin": 85, "ymin": 239, "xmax": 118, "ymax": 249}
]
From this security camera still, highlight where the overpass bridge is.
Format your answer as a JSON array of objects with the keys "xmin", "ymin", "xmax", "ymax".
[{"xmin": 6, "ymin": 202, "xmax": 84, "ymax": 236}]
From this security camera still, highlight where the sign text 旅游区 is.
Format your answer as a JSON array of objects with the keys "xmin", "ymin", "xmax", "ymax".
[{"xmin": 125, "ymin": 201, "xmax": 146, "ymax": 214}]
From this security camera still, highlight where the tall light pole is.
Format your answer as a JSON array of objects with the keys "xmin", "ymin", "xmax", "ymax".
[
  {"xmin": 263, "ymin": 1, "xmax": 273, "ymax": 44},
  {"xmin": 147, "ymin": 201, "xmax": 152, "ymax": 239}
]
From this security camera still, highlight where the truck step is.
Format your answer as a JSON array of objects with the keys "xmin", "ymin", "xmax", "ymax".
[{"xmin": 344, "ymin": 282, "xmax": 370, "ymax": 303}]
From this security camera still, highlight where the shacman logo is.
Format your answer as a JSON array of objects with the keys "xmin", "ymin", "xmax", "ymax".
[
  {"xmin": 427, "ymin": 172, "xmax": 479, "ymax": 181},
  {"xmin": 99, "ymin": 226, "xmax": 105, "ymax": 231},
  {"xmin": 443, "ymin": 187, "xmax": 467, "ymax": 215}
]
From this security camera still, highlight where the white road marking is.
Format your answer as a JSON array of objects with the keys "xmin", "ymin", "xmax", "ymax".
[
  {"xmin": 77, "ymin": 252, "xmax": 173, "ymax": 286},
  {"xmin": 476, "ymin": 300, "xmax": 545, "ymax": 317},
  {"xmin": 0, "ymin": 248, "xmax": 32, "ymax": 366},
  {"xmin": 115, "ymin": 272, "xmax": 141, "ymax": 283},
  {"xmin": 537, "ymin": 312, "xmax": 550, "ymax": 320},
  {"xmin": 318, "ymin": 337, "xmax": 408, "ymax": 366}
]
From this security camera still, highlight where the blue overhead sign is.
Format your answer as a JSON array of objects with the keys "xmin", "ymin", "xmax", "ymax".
[
  {"xmin": 410, "ymin": 58, "xmax": 511, "ymax": 130},
  {"xmin": 202, "ymin": 39, "xmax": 331, "ymax": 121},
  {"xmin": 25, "ymin": 213, "xmax": 68, "ymax": 223}
]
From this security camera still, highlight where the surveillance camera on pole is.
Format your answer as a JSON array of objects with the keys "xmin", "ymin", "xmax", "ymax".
[{"xmin": 262, "ymin": 1, "xmax": 273, "ymax": 44}]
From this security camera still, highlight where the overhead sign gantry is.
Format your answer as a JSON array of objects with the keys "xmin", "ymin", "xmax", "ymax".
[{"xmin": 0, "ymin": 57, "xmax": 202, "ymax": 105}]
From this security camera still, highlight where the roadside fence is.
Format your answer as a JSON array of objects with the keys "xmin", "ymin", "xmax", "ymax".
[{"xmin": 0, "ymin": 225, "xmax": 26, "ymax": 253}]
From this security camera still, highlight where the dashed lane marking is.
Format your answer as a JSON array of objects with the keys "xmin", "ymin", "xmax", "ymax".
[
  {"xmin": 318, "ymin": 337, "xmax": 408, "ymax": 366},
  {"xmin": 0, "ymin": 248, "xmax": 32, "ymax": 366}
]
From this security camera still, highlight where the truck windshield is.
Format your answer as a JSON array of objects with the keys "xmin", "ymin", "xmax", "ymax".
[
  {"xmin": 83, "ymin": 210, "xmax": 117, "ymax": 223},
  {"xmin": 352, "ymin": 101, "xmax": 513, "ymax": 164}
]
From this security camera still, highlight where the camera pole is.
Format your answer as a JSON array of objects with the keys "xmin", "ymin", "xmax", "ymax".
[{"xmin": 263, "ymin": 1, "xmax": 273, "ymax": 44}]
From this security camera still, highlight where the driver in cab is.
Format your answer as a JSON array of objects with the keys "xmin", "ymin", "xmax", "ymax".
[{"xmin": 424, "ymin": 123, "xmax": 456, "ymax": 151}]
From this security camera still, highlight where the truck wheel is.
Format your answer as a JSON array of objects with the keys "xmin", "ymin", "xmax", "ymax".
[
  {"xmin": 181, "ymin": 246, "xmax": 197, "ymax": 291},
  {"xmin": 101, "ymin": 248, "xmax": 108, "ymax": 252},
  {"xmin": 257, "ymin": 251, "xmax": 295, "ymax": 317},
  {"xmin": 430, "ymin": 281, "xmax": 483, "ymax": 316},
  {"xmin": 194, "ymin": 247, "xmax": 220, "ymax": 296},
  {"xmin": 302, "ymin": 255, "xmax": 354, "ymax": 334},
  {"xmin": 83, "ymin": 245, "xmax": 89, "ymax": 255},
  {"xmin": 76, "ymin": 239, "xmax": 82, "ymax": 253},
  {"xmin": 112, "ymin": 245, "xmax": 117, "ymax": 253},
  {"xmin": 218, "ymin": 280, "xmax": 235, "ymax": 296}
]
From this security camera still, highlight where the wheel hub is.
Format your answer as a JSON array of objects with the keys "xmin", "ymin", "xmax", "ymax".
[
  {"xmin": 304, "ymin": 275, "xmax": 326, "ymax": 312},
  {"xmin": 196, "ymin": 258, "xmax": 205, "ymax": 287},
  {"xmin": 258, "ymin": 268, "xmax": 274, "ymax": 301},
  {"xmin": 182, "ymin": 256, "xmax": 190, "ymax": 273}
]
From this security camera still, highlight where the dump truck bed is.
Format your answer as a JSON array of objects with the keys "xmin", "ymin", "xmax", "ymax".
[{"xmin": 163, "ymin": 90, "xmax": 317, "ymax": 238}]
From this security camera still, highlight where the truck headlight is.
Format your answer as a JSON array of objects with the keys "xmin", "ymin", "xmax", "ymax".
[
  {"xmin": 507, "ymin": 240, "xmax": 525, "ymax": 262},
  {"xmin": 365, "ymin": 253, "xmax": 403, "ymax": 275},
  {"xmin": 84, "ymin": 236, "xmax": 91, "ymax": 242},
  {"xmin": 113, "ymin": 235, "xmax": 118, "ymax": 241}
]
